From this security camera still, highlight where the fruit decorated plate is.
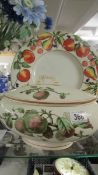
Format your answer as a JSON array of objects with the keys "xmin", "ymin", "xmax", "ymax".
[
  {"xmin": 4, "ymin": 85, "xmax": 96, "ymax": 105},
  {"xmin": 0, "ymin": 96, "xmax": 98, "ymax": 150},
  {"xmin": 11, "ymin": 31, "xmax": 98, "ymax": 95}
]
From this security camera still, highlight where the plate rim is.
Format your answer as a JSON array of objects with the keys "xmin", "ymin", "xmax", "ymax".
[{"xmin": 11, "ymin": 31, "xmax": 98, "ymax": 95}]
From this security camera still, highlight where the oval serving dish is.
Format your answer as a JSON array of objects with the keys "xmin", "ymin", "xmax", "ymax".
[{"xmin": 0, "ymin": 85, "xmax": 98, "ymax": 150}]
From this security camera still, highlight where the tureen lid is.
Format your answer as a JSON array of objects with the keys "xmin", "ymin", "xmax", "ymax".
[{"xmin": 5, "ymin": 85, "xmax": 96, "ymax": 106}]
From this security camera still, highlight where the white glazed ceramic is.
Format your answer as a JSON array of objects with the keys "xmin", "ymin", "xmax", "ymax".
[
  {"xmin": 11, "ymin": 32, "xmax": 98, "ymax": 95},
  {"xmin": 22, "ymin": 137, "xmax": 73, "ymax": 150},
  {"xmin": 0, "ymin": 89, "xmax": 98, "ymax": 150},
  {"xmin": 5, "ymin": 85, "xmax": 96, "ymax": 105},
  {"xmin": 31, "ymin": 50, "xmax": 83, "ymax": 88}
]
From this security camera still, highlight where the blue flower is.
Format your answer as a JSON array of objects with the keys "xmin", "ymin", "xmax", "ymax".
[
  {"xmin": 44, "ymin": 17, "xmax": 53, "ymax": 30},
  {"xmin": 1, "ymin": 0, "xmax": 23, "ymax": 23},
  {"xmin": 1, "ymin": 0, "xmax": 52, "ymax": 28},
  {"xmin": 14, "ymin": 4, "xmax": 46, "ymax": 26}
]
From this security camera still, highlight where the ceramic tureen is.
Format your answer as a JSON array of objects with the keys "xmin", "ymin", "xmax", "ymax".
[{"xmin": 0, "ymin": 84, "xmax": 98, "ymax": 150}]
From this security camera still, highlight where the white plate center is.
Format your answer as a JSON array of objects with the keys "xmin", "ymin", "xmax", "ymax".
[{"xmin": 32, "ymin": 50, "xmax": 83, "ymax": 88}]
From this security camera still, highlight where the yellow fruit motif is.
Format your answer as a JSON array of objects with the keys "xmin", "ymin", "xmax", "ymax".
[
  {"xmin": 38, "ymin": 32, "xmax": 52, "ymax": 40},
  {"xmin": 42, "ymin": 37, "xmax": 53, "ymax": 50},
  {"xmin": 83, "ymin": 66, "xmax": 97, "ymax": 80}
]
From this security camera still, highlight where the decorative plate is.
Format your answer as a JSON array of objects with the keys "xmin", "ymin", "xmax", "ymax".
[
  {"xmin": 0, "ymin": 96, "xmax": 98, "ymax": 150},
  {"xmin": 5, "ymin": 85, "xmax": 96, "ymax": 105},
  {"xmin": 11, "ymin": 32, "xmax": 98, "ymax": 95}
]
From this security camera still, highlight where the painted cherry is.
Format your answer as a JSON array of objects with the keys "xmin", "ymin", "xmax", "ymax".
[
  {"xmin": 17, "ymin": 69, "xmax": 30, "ymax": 82},
  {"xmin": 15, "ymin": 119, "xmax": 24, "ymax": 132},
  {"xmin": 37, "ymin": 48, "xmax": 43, "ymax": 54},
  {"xmin": 76, "ymin": 46, "xmax": 90, "ymax": 58},
  {"xmin": 30, "ymin": 45, "xmax": 36, "ymax": 51},
  {"xmin": 87, "ymin": 54, "xmax": 94, "ymax": 60},
  {"xmin": 22, "ymin": 50, "xmax": 35, "ymax": 63},
  {"xmin": 63, "ymin": 38, "xmax": 75, "ymax": 51},
  {"xmin": 82, "ymin": 61, "xmax": 88, "ymax": 67}
]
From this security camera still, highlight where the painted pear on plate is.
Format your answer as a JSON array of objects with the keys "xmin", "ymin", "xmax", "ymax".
[
  {"xmin": 38, "ymin": 32, "xmax": 52, "ymax": 40},
  {"xmin": 83, "ymin": 66, "xmax": 97, "ymax": 80},
  {"xmin": 42, "ymin": 37, "xmax": 53, "ymax": 50}
]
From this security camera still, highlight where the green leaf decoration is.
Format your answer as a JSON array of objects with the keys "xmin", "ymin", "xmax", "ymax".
[
  {"xmin": 18, "ymin": 24, "xmax": 31, "ymax": 39},
  {"xmin": 25, "ymin": 89, "xmax": 33, "ymax": 94},
  {"xmin": 3, "ymin": 112, "xmax": 12, "ymax": 118},
  {"xmin": 30, "ymin": 85, "xmax": 38, "ymax": 88},
  {"xmin": 96, "ymin": 60, "xmax": 98, "ymax": 65},
  {"xmin": 57, "ymin": 117, "xmax": 74, "ymax": 132},
  {"xmin": 5, "ymin": 116, "xmax": 12, "ymax": 128},
  {"xmin": 57, "ymin": 36, "xmax": 64, "ymax": 45},
  {"xmin": 21, "ymin": 62, "xmax": 31, "ymax": 68},
  {"xmin": 74, "ymin": 35, "xmax": 82, "ymax": 41},
  {"xmin": 74, "ymin": 121, "xmax": 93, "ymax": 129},
  {"xmin": 25, "ymin": 110, "xmax": 38, "ymax": 116},
  {"xmin": 16, "ymin": 108, "xmax": 25, "ymax": 113},
  {"xmin": 17, "ymin": 55, "xmax": 22, "ymax": 61},
  {"xmin": 46, "ymin": 87, "xmax": 55, "ymax": 92},
  {"xmin": 13, "ymin": 61, "xmax": 20, "ymax": 69},
  {"xmin": 43, "ymin": 127, "xmax": 53, "ymax": 139},
  {"xmin": 59, "ymin": 93, "xmax": 66, "ymax": 99}
]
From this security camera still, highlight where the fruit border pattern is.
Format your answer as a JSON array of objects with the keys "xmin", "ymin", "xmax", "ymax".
[
  {"xmin": 1, "ymin": 108, "xmax": 93, "ymax": 141},
  {"xmin": 11, "ymin": 31, "xmax": 98, "ymax": 95}
]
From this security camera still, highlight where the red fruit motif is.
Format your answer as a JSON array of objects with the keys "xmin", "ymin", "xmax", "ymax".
[
  {"xmin": 63, "ymin": 38, "xmax": 75, "ymax": 51},
  {"xmin": 76, "ymin": 46, "xmax": 90, "ymax": 58},
  {"xmin": 82, "ymin": 61, "xmax": 88, "ymax": 67},
  {"xmin": 30, "ymin": 45, "xmax": 36, "ymax": 51},
  {"xmin": 22, "ymin": 50, "xmax": 35, "ymax": 63},
  {"xmin": 33, "ymin": 91, "xmax": 49, "ymax": 100},
  {"xmin": 87, "ymin": 54, "xmax": 94, "ymax": 60},
  {"xmin": 15, "ymin": 119, "xmax": 24, "ymax": 132},
  {"xmin": 17, "ymin": 69, "xmax": 30, "ymax": 82},
  {"xmin": 29, "ymin": 116, "xmax": 42, "ymax": 129},
  {"xmin": 37, "ymin": 48, "xmax": 43, "ymax": 54}
]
